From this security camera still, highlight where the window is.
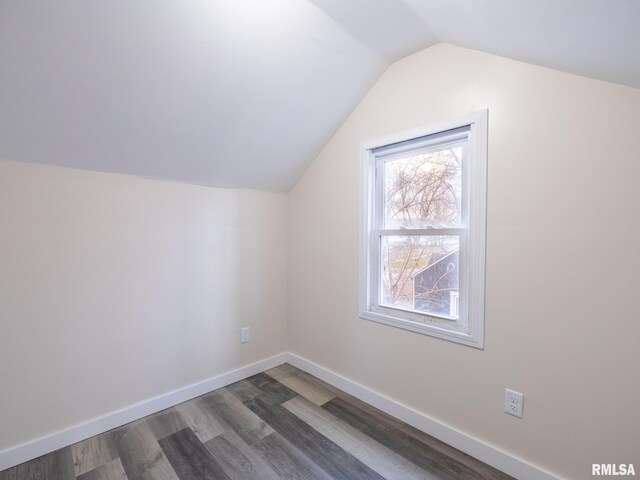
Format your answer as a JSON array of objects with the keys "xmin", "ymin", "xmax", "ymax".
[{"xmin": 359, "ymin": 111, "xmax": 487, "ymax": 348}]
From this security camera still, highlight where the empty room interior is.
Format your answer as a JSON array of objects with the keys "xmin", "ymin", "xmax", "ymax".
[{"xmin": 1, "ymin": 1, "xmax": 639, "ymax": 479}]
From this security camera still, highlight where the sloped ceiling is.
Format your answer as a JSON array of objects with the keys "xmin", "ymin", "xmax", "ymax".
[
  {"xmin": 404, "ymin": 0, "xmax": 640, "ymax": 91},
  {"xmin": 1, "ymin": 0, "xmax": 638, "ymax": 191}
]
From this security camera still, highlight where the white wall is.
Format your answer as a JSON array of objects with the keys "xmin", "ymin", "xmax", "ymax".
[
  {"xmin": 0, "ymin": 160, "xmax": 287, "ymax": 452},
  {"xmin": 287, "ymin": 44, "xmax": 640, "ymax": 479}
]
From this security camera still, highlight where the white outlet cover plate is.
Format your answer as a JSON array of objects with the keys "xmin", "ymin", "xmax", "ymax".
[
  {"xmin": 504, "ymin": 388, "xmax": 524, "ymax": 418},
  {"xmin": 240, "ymin": 327, "xmax": 250, "ymax": 344}
]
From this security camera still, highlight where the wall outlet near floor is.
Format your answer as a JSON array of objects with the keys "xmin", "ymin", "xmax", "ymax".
[
  {"xmin": 240, "ymin": 327, "xmax": 250, "ymax": 344},
  {"xmin": 504, "ymin": 388, "xmax": 524, "ymax": 418}
]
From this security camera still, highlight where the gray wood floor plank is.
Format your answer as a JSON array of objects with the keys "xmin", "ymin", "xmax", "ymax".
[
  {"xmin": 266, "ymin": 372, "xmax": 335, "ymax": 406},
  {"xmin": 244, "ymin": 373, "xmax": 298, "ymax": 405},
  {"xmin": 323, "ymin": 397, "xmax": 514, "ymax": 480},
  {"xmin": 226, "ymin": 379, "xmax": 264, "ymax": 403},
  {"xmin": 244, "ymin": 394, "xmax": 385, "ymax": 480},
  {"xmin": 158, "ymin": 428, "xmax": 232, "ymax": 480},
  {"xmin": 253, "ymin": 433, "xmax": 333, "ymax": 480},
  {"xmin": 328, "ymin": 391, "xmax": 515, "ymax": 480},
  {"xmin": 204, "ymin": 431, "xmax": 280, "ymax": 480},
  {"xmin": 284, "ymin": 396, "xmax": 433, "ymax": 480},
  {"xmin": 263, "ymin": 364, "xmax": 298, "ymax": 382},
  {"xmin": 111, "ymin": 422, "xmax": 179, "ymax": 480},
  {"xmin": 288, "ymin": 370, "xmax": 344, "ymax": 397},
  {"xmin": 71, "ymin": 432, "xmax": 118, "ymax": 476},
  {"xmin": 76, "ymin": 458, "xmax": 128, "ymax": 480},
  {"xmin": 147, "ymin": 408, "xmax": 189, "ymax": 440},
  {"xmin": 0, "ymin": 447, "xmax": 75, "ymax": 480},
  {"xmin": 201, "ymin": 388, "xmax": 274, "ymax": 445},
  {"xmin": 175, "ymin": 397, "xmax": 225, "ymax": 444}
]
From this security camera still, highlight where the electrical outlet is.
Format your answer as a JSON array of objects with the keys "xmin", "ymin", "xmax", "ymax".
[
  {"xmin": 504, "ymin": 389, "xmax": 524, "ymax": 418},
  {"xmin": 240, "ymin": 327, "xmax": 250, "ymax": 344}
]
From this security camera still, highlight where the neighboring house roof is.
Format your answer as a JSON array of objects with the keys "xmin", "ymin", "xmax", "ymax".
[{"xmin": 410, "ymin": 248, "xmax": 460, "ymax": 279}]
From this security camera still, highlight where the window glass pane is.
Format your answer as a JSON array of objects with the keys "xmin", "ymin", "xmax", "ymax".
[
  {"xmin": 383, "ymin": 145, "xmax": 463, "ymax": 229},
  {"xmin": 380, "ymin": 235, "xmax": 459, "ymax": 319}
]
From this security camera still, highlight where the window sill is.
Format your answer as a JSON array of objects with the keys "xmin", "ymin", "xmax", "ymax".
[{"xmin": 359, "ymin": 310, "xmax": 484, "ymax": 349}]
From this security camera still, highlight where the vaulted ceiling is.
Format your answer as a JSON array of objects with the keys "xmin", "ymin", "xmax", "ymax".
[{"xmin": 1, "ymin": 0, "xmax": 638, "ymax": 191}]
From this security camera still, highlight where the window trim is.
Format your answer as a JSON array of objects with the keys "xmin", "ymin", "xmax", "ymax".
[{"xmin": 359, "ymin": 110, "xmax": 488, "ymax": 348}]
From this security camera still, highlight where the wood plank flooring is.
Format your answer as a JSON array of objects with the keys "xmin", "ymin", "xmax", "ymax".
[{"xmin": 0, "ymin": 365, "xmax": 514, "ymax": 480}]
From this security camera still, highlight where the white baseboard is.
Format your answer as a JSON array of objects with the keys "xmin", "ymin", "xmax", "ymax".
[
  {"xmin": 0, "ymin": 353, "xmax": 288, "ymax": 472},
  {"xmin": 285, "ymin": 352, "xmax": 561, "ymax": 480},
  {"xmin": 2, "ymin": 351, "xmax": 561, "ymax": 480}
]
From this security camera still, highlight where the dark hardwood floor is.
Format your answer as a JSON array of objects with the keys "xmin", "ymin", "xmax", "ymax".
[{"xmin": 0, "ymin": 364, "xmax": 514, "ymax": 480}]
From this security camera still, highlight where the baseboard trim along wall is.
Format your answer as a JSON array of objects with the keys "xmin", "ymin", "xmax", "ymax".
[
  {"xmin": 0, "ymin": 353, "xmax": 289, "ymax": 472},
  {"xmin": 1, "ymin": 351, "xmax": 560, "ymax": 479},
  {"xmin": 285, "ymin": 353, "xmax": 562, "ymax": 480}
]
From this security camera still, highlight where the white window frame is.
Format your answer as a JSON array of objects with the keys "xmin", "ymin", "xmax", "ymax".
[{"xmin": 359, "ymin": 110, "xmax": 488, "ymax": 348}]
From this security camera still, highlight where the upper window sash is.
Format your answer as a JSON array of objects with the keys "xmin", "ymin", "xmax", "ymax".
[{"xmin": 373, "ymin": 131, "xmax": 470, "ymax": 235}]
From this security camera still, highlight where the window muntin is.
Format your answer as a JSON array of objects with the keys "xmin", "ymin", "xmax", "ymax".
[{"xmin": 360, "ymin": 112, "xmax": 487, "ymax": 348}]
